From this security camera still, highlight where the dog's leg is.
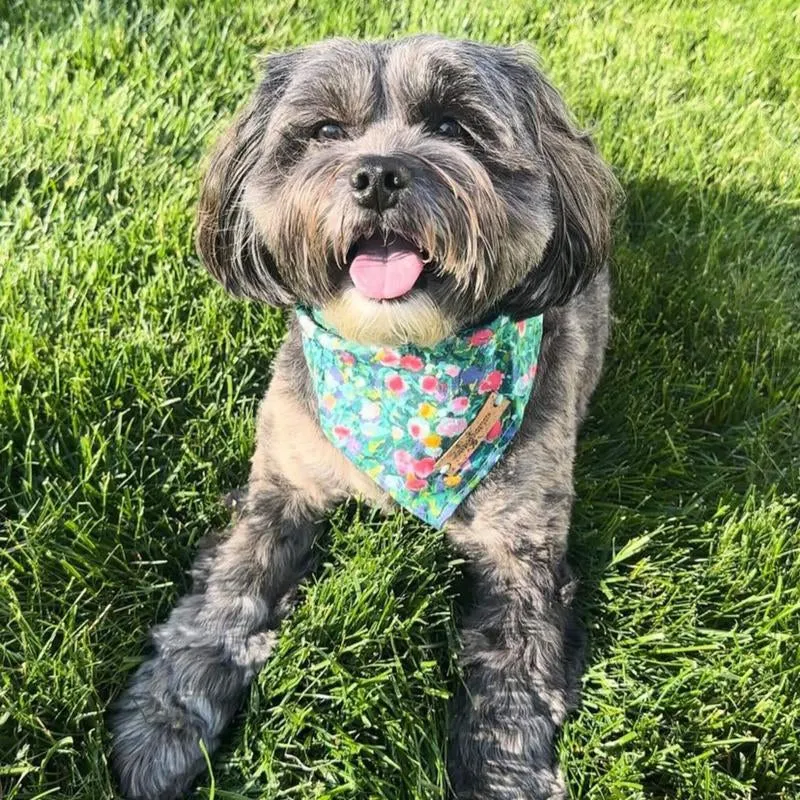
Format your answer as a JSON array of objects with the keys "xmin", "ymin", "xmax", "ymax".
[
  {"xmin": 445, "ymin": 309, "xmax": 599, "ymax": 799},
  {"xmin": 446, "ymin": 497, "xmax": 581, "ymax": 800},
  {"xmin": 110, "ymin": 481, "xmax": 325, "ymax": 800},
  {"xmin": 110, "ymin": 367, "xmax": 360, "ymax": 800},
  {"xmin": 444, "ymin": 287, "xmax": 608, "ymax": 799}
]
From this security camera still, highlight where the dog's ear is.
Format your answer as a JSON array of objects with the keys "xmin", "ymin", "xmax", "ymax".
[
  {"xmin": 501, "ymin": 47, "xmax": 620, "ymax": 318},
  {"xmin": 196, "ymin": 52, "xmax": 299, "ymax": 306}
]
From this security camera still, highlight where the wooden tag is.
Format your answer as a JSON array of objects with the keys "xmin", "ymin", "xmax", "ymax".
[{"xmin": 434, "ymin": 393, "xmax": 510, "ymax": 475}]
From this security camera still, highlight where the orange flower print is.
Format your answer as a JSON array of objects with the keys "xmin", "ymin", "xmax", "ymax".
[{"xmin": 405, "ymin": 473, "xmax": 427, "ymax": 491}]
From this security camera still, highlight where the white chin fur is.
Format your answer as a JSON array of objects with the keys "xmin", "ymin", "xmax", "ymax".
[{"xmin": 320, "ymin": 288, "xmax": 454, "ymax": 347}]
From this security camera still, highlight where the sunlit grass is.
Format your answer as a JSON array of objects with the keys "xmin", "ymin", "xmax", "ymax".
[{"xmin": 1, "ymin": 1, "xmax": 798, "ymax": 797}]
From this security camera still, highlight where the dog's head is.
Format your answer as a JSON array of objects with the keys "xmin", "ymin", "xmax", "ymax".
[{"xmin": 197, "ymin": 36, "xmax": 618, "ymax": 346}]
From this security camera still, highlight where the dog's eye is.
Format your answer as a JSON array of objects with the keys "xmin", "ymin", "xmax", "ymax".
[
  {"xmin": 435, "ymin": 118, "xmax": 462, "ymax": 138},
  {"xmin": 316, "ymin": 122, "xmax": 347, "ymax": 141}
]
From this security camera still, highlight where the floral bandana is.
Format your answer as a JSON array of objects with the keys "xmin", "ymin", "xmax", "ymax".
[{"xmin": 297, "ymin": 308, "xmax": 543, "ymax": 528}]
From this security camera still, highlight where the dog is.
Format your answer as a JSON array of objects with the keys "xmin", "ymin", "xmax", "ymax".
[{"xmin": 110, "ymin": 35, "xmax": 618, "ymax": 799}]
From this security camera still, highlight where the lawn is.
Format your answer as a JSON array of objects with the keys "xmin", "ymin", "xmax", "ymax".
[{"xmin": 1, "ymin": 0, "xmax": 799, "ymax": 798}]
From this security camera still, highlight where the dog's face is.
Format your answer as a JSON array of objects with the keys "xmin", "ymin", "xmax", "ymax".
[{"xmin": 197, "ymin": 37, "xmax": 616, "ymax": 346}]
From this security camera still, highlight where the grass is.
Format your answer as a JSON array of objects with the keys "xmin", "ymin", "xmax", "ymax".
[{"xmin": 1, "ymin": 0, "xmax": 798, "ymax": 798}]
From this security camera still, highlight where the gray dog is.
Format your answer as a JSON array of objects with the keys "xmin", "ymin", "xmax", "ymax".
[{"xmin": 111, "ymin": 35, "xmax": 618, "ymax": 799}]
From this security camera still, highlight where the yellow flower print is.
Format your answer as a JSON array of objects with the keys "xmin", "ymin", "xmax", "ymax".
[{"xmin": 418, "ymin": 402, "xmax": 436, "ymax": 419}]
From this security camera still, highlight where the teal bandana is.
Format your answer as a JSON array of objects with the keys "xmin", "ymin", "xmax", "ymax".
[{"xmin": 297, "ymin": 308, "xmax": 543, "ymax": 528}]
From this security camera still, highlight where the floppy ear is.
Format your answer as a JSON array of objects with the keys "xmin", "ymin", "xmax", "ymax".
[
  {"xmin": 501, "ymin": 47, "xmax": 620, "ymax": 317},
  {"xmin": 195, "ymin": 52, "xmax": 299, "ymax": 306}
]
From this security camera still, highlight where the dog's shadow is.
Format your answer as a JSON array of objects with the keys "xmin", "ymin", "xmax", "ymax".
[
  {"xmin": 564, "ymin": 173, "xmax": 798, "ymax": 798},
  {"xmin": 572, "ymin": 171, "xmax": 797, "ymax": 577}
]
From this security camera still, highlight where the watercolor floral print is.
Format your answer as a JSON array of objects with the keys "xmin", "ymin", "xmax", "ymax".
[{"xmin": 297, "ymin": 308, "xmax": 543, "ymax": 527}]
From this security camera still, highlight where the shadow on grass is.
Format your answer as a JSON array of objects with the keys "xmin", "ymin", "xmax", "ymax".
[{"xmin": 567, "ymin": 174, "xmax": 799, "ymax": 798}]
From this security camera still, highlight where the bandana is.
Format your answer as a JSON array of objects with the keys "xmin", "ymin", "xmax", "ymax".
[{"xmin": 297, "ymin": 308, "xmax": 543, "ymax": 528}]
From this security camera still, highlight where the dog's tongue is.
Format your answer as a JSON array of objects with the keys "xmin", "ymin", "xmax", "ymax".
[{"xmin": 349, "ymin": 237, "xmax": 424, "ymax": 300}]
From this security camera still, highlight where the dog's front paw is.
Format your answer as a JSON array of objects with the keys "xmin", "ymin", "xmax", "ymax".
[
  {"xmin": 110, "ymin": 657, "xmax": 215, "ymax": 800},
  {"xmin": 449, "ymin": 766, "xmax": 567, "ymax": 800},
  {"xmin": 449, "ymin": 729, "xmax": 568, "ymax": 800}
]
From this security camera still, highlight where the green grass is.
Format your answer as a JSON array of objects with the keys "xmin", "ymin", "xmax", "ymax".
[{"xmin": 1, "ymin": 0, "xmax": 799, "ymax": 798}]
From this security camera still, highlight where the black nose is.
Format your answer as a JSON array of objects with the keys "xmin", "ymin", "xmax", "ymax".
[{"xmin": 350, "ymin": 156, "xmax": 411, "ymax": 211}]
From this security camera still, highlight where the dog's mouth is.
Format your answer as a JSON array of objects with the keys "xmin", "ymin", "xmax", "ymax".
[{"xmin": 346, "ymin": 236, "xmax": 427, "ymax": 301}]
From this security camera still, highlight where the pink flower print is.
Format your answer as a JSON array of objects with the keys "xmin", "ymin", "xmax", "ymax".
[
  {"xmin": 385, "ymin": 374, "xmax": 406, "ymax": 394},
  {"xmin": 413, "ymin": 457, "xmax": 436, "ymax": 478},
  {"xmin": 360, "ymin": 401, "xmax": 381, "ymax": 421},
  {"xmin": 485, "ymin": 420, "xmax": 503, "ymax": 442},
  {"xmin": 436, "ymin": 417, "xmax": 468, "ymax": 437},
  {"xmin": 468, "ymin": 328, "xmax": 493, "ymax": 347},
  {"xmin": 444, "ymin": 364, "xmax": 461, "ymax": 377},
  {"xmin": 333, "ymin": 425, "xmax": 351, "ymax": 440},
  {"xmin": 339, "ymin": 351, "xmax": 356, "ymax": 366},
  {"xmin": 516, "ymin": 320, "xmax": 526, "ymax": 335},
  {"xmin": 528, "ymin": 364, "xmax": 538, "ymax": 378},
  {"xmin": 405, "ymin": 473, "xmax": 427, "ymax": 491},
  {"xmin": 420, "ymin": 375, "xmax": 439, "ymax": 393},
  {"xmin": 478, "ymin": 370, "xmax": 503, "ymax": 394},
  {"xmin": 450, "ymin": 396, "xmax": 469, "ymax": 414},
  {"xmin": 378, "ymin": 349, "xmax": 400, "ymax": 366},
  {"xmin": 399, "ymin": 354, "xmax": 423, "ymax": 371},
  {"xmin": 393, "ymin": 449, "xmax": 414, "ymax": 474},
  {"xmin": 407, "ymin": 417, "xmax": 430, "ymax": 440}
]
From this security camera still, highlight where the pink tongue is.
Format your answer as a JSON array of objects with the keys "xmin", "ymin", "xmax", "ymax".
[{"xmin": 349, "ymin": 237, "xmax": 424, "ymax": 300}]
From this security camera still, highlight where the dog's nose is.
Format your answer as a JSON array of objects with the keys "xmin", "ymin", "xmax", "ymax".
[{"xmin": 350, "ymin": 156, "xmax": 411, "ymax": 211}]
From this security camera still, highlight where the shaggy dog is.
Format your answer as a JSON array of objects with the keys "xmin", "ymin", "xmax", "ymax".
[{"xmin": 111, "ymin": 35, "xmax": 618, "ymax": 799}]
